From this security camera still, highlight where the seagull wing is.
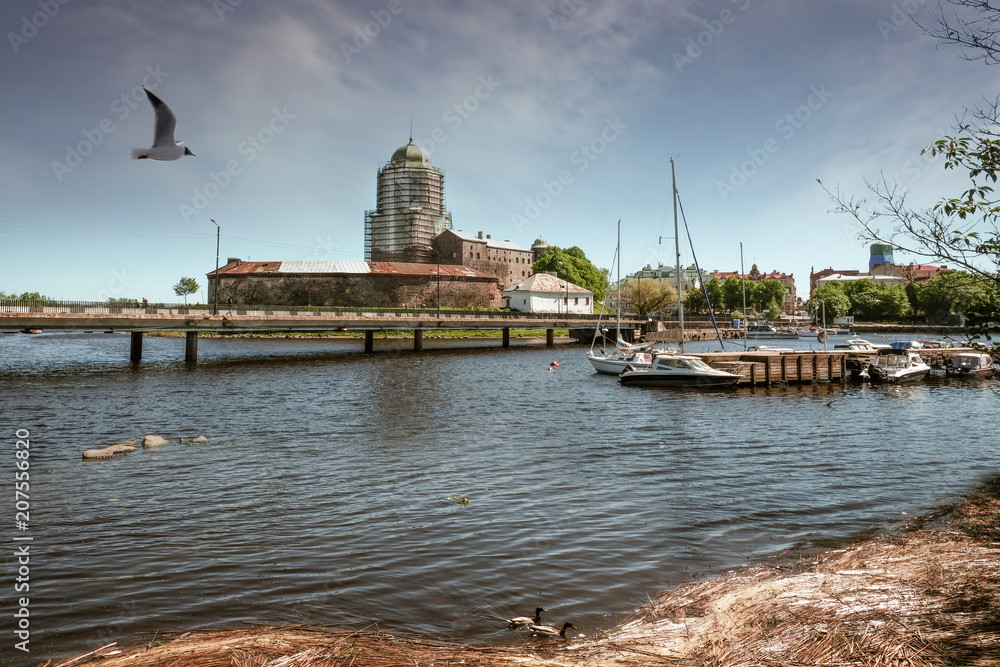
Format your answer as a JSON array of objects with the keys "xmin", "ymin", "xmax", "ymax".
[{"xmin": 143, "ymin": 87, "xmax": 177, "ymax": 147}]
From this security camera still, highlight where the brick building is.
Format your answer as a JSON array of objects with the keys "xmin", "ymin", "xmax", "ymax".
[
  {"xmin": 433, "ymin": 230, "xmax": 534, "ymax": 291},
  {"xmin": 207, "ymin": 259, "xmax": 500, "ymax": 309}
]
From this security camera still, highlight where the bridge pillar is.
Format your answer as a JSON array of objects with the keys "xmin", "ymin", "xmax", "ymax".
[
  {"xmin": 414, "ymin": 329, "xmax": 423, "ymax": 352},
  {"xmin": 502, "ymin": 327, "xmax": 510, "ymax": 348},
  {"xmin": 364, "ymin": 330, "xmax": 374, "ymax": 354},
  {"xmin": 185, "ymin": 331, "xmax": 198, "ymax": 363},
  {"xmin": 546, "ymin": 329, "xmax": 554, "ymax": 347},
  {"xmin": 130, "ymin": 331, "xmax": 143, "ymax": 363}
]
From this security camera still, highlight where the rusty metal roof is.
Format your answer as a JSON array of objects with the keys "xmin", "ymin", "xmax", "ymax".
[{"xmin": 210, "ymin": 260, "xmax": 496, "ymax": 280}]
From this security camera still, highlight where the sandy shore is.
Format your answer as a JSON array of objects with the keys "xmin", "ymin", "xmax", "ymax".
[{"xmin": 46, "ymin": 476, "xmax": 1000, "ymax": 667}]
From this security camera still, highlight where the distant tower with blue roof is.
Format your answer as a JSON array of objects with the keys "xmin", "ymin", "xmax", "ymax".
[{"xmin": 868, "ymin": 243, "xmax": 895, "ymax": 270}]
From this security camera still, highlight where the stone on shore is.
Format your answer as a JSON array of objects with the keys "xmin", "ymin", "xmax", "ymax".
[
  {"xmin": 143, "ymin": 435, "xmax": 168, "ymax": 447},
  {"xmin": 82, "ymin": 442, "xmax": 139, "ymax": 459}
]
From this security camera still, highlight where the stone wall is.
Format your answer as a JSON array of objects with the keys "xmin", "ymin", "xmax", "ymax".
[{"xmin": 209, "ymin": 273, "xmax": 499, "ymax": 309}]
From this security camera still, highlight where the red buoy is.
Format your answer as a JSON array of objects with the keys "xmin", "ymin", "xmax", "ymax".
[{"xmin": 550, "ymin": 361, "xmax": 560, "ymax": 367}]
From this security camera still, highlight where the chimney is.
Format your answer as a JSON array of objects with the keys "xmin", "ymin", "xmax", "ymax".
[
  {"xmin": 477, "ymin": 231, "xmax": 484, "ymax": 239},
  {"xmin": 487, "ymin": 234, "xmax": 491, "ymax": 239},
  {"xmin": 227, "ymin": 257, "xmax": 241, "ymax": 265}
]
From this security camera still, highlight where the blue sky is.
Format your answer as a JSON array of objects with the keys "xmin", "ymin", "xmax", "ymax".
[{"xmin": 1, "ymin": 0, "xmax": 996, "ymax": 302}]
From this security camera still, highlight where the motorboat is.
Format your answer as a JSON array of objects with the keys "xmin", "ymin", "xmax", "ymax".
[
  {"xmin": 946, "ymin": 352, "xmax": 996, "ymax": 376},
  {"xmin": 746, "ymin": 345, "xmax": 794, "ymax": 352},
  {"xmin": 745, "ymin": 322, "xmax": 800, "ymax": 339},
  {"xmin": 889, "ymin": 340, "xmax": 923, "ymax": 350},
  {"xmin": 618, "ymin": 355, "xmax": 742, "ymax": 389},
  {"xmin": 867, "ymin": 349, "xmax": 931, "ymax": 383},
  {"xmin": 834, "ymin": 338, "xmax": 890, "ymax": 351}
]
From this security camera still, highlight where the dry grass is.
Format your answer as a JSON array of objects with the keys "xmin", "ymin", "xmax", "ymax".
[{"xmin": 47, "ymin": 477, "xmax": 1000, "ymax": 667}]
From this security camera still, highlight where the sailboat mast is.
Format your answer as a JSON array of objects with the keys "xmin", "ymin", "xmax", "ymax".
[
  {"xmin": 616, "ymin": 219, "xmax": 621, "ymax": 342},
  {"xmin": 672, "ymin": 158, "xmax": 684, "ymax": 353},
  {"xmin": 740, "ymin": 241, "xmax": 747, "ymax": 350}
]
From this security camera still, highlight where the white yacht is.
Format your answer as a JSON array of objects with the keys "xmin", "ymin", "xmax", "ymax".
[
  {"xmin": 867, "ymin": 349, "xmax": 931, "ymax": 383},
  {"xmin": 618, "ymin": 355, "xmax": 742, "ymax": 389}
]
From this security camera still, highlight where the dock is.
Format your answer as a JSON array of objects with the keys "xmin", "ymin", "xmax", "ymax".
[{"xmin": 690, "ymin": 347, "xmax": 975, "ymax": 386}]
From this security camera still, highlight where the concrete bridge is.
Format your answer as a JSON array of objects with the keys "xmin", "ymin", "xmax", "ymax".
[{"xmin": 0, "ymin": 304, "xmax": 642, "ymax": 362}]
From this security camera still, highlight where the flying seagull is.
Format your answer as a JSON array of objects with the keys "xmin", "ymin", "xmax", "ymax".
[{"xmin": 130, "ymin": 87, "xmax": 195, "ymax": 161}]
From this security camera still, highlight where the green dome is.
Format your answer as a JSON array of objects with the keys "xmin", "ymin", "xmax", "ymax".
[{"xmin": 391, "ymin": 138, "xmax": 433, "ymax": 168}]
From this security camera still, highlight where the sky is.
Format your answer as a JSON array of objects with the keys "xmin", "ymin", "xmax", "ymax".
[{"xmin": 1, "ymin": 0, "xmax": 998, "ymax": 303}]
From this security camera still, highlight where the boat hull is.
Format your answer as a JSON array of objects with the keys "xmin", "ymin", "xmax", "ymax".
[
  {"xmin": 618, "ymin": 371, "xmax": 741, "ymax": 389},
  {"xmin": 869, "ymin": 367, "xmax": 930, "ymax": 383}
]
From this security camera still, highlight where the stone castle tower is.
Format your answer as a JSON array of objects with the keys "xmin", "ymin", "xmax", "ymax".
[{"xmin": 364, "ymin": 138, "xmax": 453, "ymax": 263}]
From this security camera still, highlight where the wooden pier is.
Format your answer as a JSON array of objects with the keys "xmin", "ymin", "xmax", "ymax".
[{"xmin": 690, "ymin": 347, "xmax": 976, "ymax": 386}]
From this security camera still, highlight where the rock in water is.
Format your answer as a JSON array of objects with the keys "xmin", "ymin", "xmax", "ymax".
[
  {"xmin": 180, "ymin": 436, "xmax": 208, "ymax": 444},
  {"xmin": 83, "ymin": 442, "xmax": 139, "ymax": 459},
  {"xmin": 143, "ymin": 435, "xmax": 169, "ymax": 447}
]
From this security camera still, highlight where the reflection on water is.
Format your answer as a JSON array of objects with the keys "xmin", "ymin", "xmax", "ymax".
[{"xmin": 0, "ymin": 331, "xmax": 997, "ymax": 661}]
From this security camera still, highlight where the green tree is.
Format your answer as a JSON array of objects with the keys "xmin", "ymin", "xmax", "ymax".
[
  {"xmin": 684, "ymin": 286, "xmax": 707, "ymax": 313},
  {"xmin": 173, "ymin": 277, "xmax": 200, "ymax": 305},
  {"xmin": 919, "ymin": 269, "xmax": 999, "ymax": 323},
  {"xmin": 722, "ymin": 276, "xmax": 748, "ymax": 312},
  {"xmin": 809, "ymin": 283, "xmax": 851, "ymax": 321},
  {"xmin": 533, "ymin": 246, "xmax": 609, "ymax": 302},
  {"xmin": 751, "ymin": 279, "xmax": 787, "ymax": 318},
  {"xmin": 620, "ymin": 279, "xmax": 676, "ymax": 316}
]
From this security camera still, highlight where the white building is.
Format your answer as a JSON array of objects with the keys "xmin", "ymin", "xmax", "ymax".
[{"xmin": 502, "ymin": 272, "xmax": 594, "ymax": 314}]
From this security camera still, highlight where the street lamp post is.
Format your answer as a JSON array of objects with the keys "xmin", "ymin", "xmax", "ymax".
[{"xmin": 210, "ymin": 219, "xmax": 219, "ymax": 315}]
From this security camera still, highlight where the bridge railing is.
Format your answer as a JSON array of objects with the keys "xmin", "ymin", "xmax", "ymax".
[{"xmin": 0, "ymin": 299, "xmax": 618, "ymax": 321}]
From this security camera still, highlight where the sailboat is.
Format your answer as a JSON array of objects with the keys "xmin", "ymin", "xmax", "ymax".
[
  {"xmin": 587, "ymin": 221, "xmax": 658, "ymax": 375},
  {"xmin": 618, "ymin": 159, "xmax": 742, "ymax": 389}
]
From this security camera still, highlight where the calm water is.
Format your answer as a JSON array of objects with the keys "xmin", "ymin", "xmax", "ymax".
[{"xmin": 1, "ymin": 331, "xmax": 997, "ymax": 662}]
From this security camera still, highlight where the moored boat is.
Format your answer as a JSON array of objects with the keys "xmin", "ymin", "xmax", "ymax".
[
  {"xmin": 834, "ymin": 338, "xmax": 890, "ymax": 351},
  {"xmin": 945, "ymin": 352, "xmax": 996, "ymax": 376},
  {"xmin": 868, "ymin": 349, "xmax": 931, "ymax": 383},
  {"xmin": 746, "ymin": 322, "xmax": 800, "ymax": 339},
  {"xmin": 618, "ymin": 354, "xmax": 742, "ymax": 389}
]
